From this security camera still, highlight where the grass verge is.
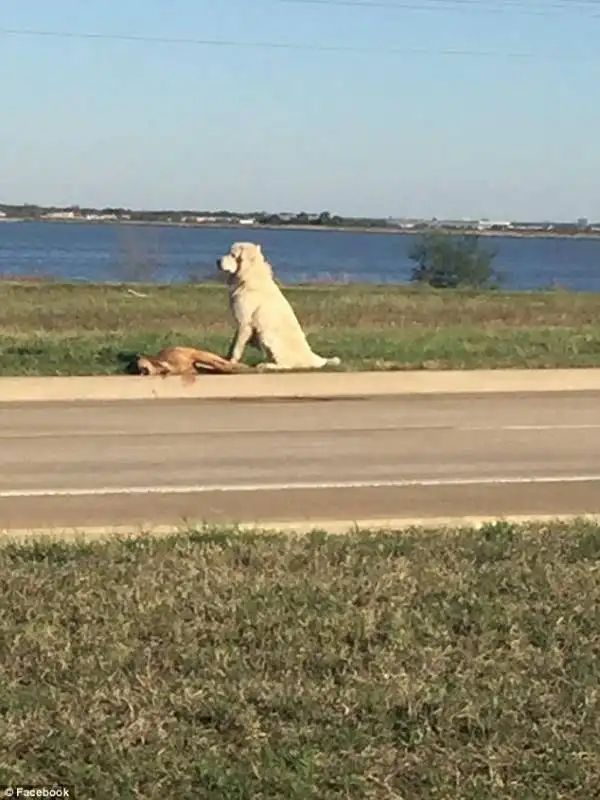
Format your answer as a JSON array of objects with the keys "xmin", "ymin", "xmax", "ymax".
[
  {"xmin": 1, "ymin": 520, "xmax": 600, "ymax": 797},
  {"xmin": 3, "ymin": 281, "xmax": 600, "ymax": 375}
]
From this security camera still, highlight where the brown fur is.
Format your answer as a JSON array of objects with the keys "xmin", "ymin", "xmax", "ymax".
[{"xmin": 135, "ymin": 346, "xmax": 249, "ymax": 384}]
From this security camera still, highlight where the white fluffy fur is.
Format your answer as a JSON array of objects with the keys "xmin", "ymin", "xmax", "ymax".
[{"xmin": 216, "ymin": 242, "xmax": 341, "ymax": 370}]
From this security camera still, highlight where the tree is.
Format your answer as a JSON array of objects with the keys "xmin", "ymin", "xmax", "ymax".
[{"xmin": 408, "ymin": 231, "xmax": 500, "ymax": 289}]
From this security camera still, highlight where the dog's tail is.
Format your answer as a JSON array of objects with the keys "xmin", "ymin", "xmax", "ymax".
[{"xmin": 325, "ymin": 356, "xmax": 342, "ymax": 367}]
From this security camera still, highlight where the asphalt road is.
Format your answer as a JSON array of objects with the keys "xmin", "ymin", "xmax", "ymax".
[{"xmin": 2, "ymin": 392, "xmax": 600, "ymax": 530}]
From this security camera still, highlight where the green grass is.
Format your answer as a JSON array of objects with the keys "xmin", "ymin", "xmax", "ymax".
[
  {"xmin": 3, "ymin": 280, "xmax": 600, "ymax": 374},
  {"xmin": 1, "ymin": 521, "xmax": 600, "ymax": 798}
]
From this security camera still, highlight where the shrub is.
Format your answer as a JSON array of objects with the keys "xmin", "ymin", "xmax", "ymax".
[{"xmin": 409, "ymin": 231, "xmax": 500, "ymax": 289}]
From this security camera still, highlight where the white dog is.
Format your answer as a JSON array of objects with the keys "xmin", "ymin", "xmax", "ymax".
[{"xmin": 216, "ymin": 242, "xmax": 341, "ymax": 370}]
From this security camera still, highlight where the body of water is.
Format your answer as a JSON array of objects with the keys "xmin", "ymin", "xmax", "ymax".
[{"xmin": 1, "ymin": 220, "xmax": 599, "ymax": 290}]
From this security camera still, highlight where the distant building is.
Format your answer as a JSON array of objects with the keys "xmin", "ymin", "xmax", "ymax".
[
  {"xmin": 43, "ymin": 210, "xmax": 78, "ymax": 220},
  {"xmin": 477, "ymin": 219, "xmax": 513, "ymax": 231},
  {"xmin": 512, "ymin": 221, "xmax": 552, "ymax": 230},
  {"xmin": 434, "ymin": 218, "xmax": 478, "ymax": 229},
  {"xmin": 85, "ymin": 213, "xmax": 118, "ymax": 221},
  {"xmin": 387, "ymin": 218, "xmax": 419, "ymax": 229}
]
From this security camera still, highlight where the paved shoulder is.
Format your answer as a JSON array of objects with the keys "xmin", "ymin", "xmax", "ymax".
[{"xmin": 2, "ymin": 393, "xmax": 600, "ymax": 530}]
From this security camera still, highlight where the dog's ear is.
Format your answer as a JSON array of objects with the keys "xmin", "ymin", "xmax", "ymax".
[
  {"xmin": 236, "ymin": 242, "xmax": 261, "ymax": 261},
  {"xmin": 120, "ymin": 352, "xmax": 142, "ymax": 374}
]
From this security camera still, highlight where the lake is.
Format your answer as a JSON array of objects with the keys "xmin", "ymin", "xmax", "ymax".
[{"xmin": 1, "ymin": 220, "xmax": 599, "ymax": 290}]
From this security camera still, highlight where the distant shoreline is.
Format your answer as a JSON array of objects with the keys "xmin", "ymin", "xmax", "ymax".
[{"xmin": 2, "ymin": 216, "xmax": 600, "ymax": 241}]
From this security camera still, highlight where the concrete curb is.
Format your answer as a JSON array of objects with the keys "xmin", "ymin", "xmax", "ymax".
[
  {"xmin": 2, "ymin": 368, "xmax": 600, "ymax": 403},
  {"xmin": 1, "ymin": 513, "xmax": 598, "ymax": 543}
]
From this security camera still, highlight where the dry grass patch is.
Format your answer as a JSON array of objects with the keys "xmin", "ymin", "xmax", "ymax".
[{"xmin": 2, "ymin": 281, "xmax": 600, "ymax": 374}]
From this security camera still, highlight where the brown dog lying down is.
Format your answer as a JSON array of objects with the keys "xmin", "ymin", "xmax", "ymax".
[{"xmin": 135, "ymin": 346, "xmax": 251, "ymax": 381}]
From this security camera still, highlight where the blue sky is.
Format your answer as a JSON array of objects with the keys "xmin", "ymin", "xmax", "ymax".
[{"xmin": 1, "ymin": 0, "xmax": 599, "ymax": 220}]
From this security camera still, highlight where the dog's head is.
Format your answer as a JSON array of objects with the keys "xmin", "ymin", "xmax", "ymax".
[
  {"xmin": 135, "ymin": 355, "xmax": 163, "ymax": 376},
  {"xmin": 216, "ymin": 242, "xmax": 273, "ymax": 288},
  {"xmin": 117, "ymin": 351, "xmax": 146, "ymax": 375}
]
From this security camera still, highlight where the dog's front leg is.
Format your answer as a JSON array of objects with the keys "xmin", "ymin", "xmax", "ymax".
[{"xmin": 228, "ymin": 324, "xmax": 254, "ymax": 363}]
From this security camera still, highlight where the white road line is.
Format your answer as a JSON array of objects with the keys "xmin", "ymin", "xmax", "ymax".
[
  {"xmin": 472, "ymin": 424, "xmax": 600, "ymax": 431},
  {"xmin": 2, "ymin": 475, "xmax": 600, "ymax": 498},
  {"xmin": 2, "ymin": 424, "xmax": 600, "ymax": 440}
]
